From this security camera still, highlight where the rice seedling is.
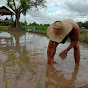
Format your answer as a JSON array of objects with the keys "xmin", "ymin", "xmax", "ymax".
[
  {"xmin": 33, "ymin": 64, "xmax": 37, "ymax": 68},
  {"xmin": 2, "ymin": 63, "xmax": 6, "ymax": 72},
  {"xmin": 17, "ymin": 61, "xmax": 24, "ymax": 70},
  {"xmin": 13, "ymin": 69, "xmax": 19, "ymax": 78},
  {"xmin": 28, "ymin": 66, "xmax": 36, "ymax": 74},
  {"xmin": 0, "ymin": 59, "xmax": 2, "ymax": 65},
  {"xmin": 22, "ymin": 53, "xmax": 30, "ymax": 63},
  {"xmin": 37, "ymin": 74, "xmax": 42, "ymax": 88},
  {"xmin": 37, "ymin": 61, "xmax": 43, "ymax": 65},
  {"xmin": 8, "ymin": 52, "xmax": 15, "ymax": 65},
  {"xmin": 5, "ymin": 80, "xmax": 8, "ymax": 88}
]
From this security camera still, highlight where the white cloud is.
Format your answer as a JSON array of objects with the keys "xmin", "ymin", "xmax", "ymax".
[{"xmin": 0, "ymin": 0, "xmax": 88, "ymax": 24}]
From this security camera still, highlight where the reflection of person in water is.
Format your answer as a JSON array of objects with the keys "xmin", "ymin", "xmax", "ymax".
[{"xmin": 45, "ymin": 61, "xmax": 79, "ymax": 88}]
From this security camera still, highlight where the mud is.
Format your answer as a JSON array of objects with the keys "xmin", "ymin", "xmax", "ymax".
[{"xmin": 0, "ymin": 31, "xmax": 88, "ymax": 88}]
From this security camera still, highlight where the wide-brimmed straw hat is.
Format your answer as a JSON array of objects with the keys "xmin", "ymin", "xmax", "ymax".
[{"xmin": 47, "ymin": 20, "xmax": 73, "ymax": 42}]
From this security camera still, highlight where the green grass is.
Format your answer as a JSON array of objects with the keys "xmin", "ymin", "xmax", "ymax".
[
  {"xmin": 34, "ymin": 30, "xmax": 46, "ymax": 34},
  {"xmin": 22, "ymin": 53, "xmax": 30, "ymax": 63},
  {"xmin": 13, "ymin": 69, "xmax": 19, "ymax": 78},
  {"xmin": 79, "ymin": 30, "xmax": 88, "ymax": 43},
  {"xmin": 5, "ymin": 80, "xmax": 8, "ymax": 88},
  {"xmin": 0, "ymin": 26, "xmax": 10, "ymax": 30},
  {"xmin": 37, "ymin": 61, "xmax": 43, "ymax": 65},
  {"xmin": 17, "ymin": 61, "xmax": 24, "ymax": 70},
  {"xmin": 2, "ymin": 63, "xmax": 6, "ymax": 72},
  {"xmin": 0, "ymin": 60, "xmax": 2, "ymax": 64},
  {"xmin": 26, "ymin": 25, "xmax": 48, "ymax": 33},
  {"xmin": 8, "ymin": 52, "xmax": 15, "ymax": 65},
  {"xmin": 28, "ymin": 66, "xmax": 36, "ymax": 74},
  {"xmin": 37, "ymin": 74, "xmax": 42, "ymax": 88}
]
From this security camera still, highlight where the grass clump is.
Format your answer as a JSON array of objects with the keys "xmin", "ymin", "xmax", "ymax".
[
  {"xmin": 17, "ymin": 61, "xmax": 24, "ymax": 70},
  {"xmin": 0, "ymin": 59, "xmax": 2, "ymax": 65},
  {"xmin": 2, "ymin": 63, "xmax": 6, "ymax": 72},
  {"xmin": 13, "ymin": 69, "xmax": 19, "ymax": 78},
  {"xmin": 28, "ymin": 66, "xmax": 36, "ymax": 74},
  {"xmin": 37, "ymin": 61, "xmax": 43, "ymax": 65},
  {"xmin": 22, "ymin": 53, "xmax": 30, "ymax": 63},
  {"xmin": 79, "ymin": 30, "xmax": 88, "ymax": 43},
  {"xmin": 8, "ymin": 52, "xmax": 15, "ymax": 65},
  {"xmin": 37, "ymin": 74, "xmax": 42, "ymax": 88},
  {"xmin": 5, "ymin": 80, "xmax": 8, "ymax": 88}
]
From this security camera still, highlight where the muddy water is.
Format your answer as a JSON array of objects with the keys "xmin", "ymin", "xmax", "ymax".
[{"xmin": 0, "ymin": 31, "xmax": 88, "ymax": 88}]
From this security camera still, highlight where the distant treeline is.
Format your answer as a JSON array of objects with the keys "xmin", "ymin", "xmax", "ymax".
[
  {"xmin": 1, "ymin": 21, "xmax": 88, "ymax": 29},
  {"xmin": 0, "ymin": 21, "xmax": 50, "ymax": 27},
  {"xmin": 77, "ymin": 21, "xmax": 88, "ymax": 29}
]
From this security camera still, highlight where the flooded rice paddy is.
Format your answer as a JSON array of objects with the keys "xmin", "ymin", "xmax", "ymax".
[{"xmin": 0, "ymin": 31, "xmax": 88, "ymax": 88}]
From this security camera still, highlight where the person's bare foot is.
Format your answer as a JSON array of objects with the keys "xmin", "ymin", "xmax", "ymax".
[{"xmin": 51, "ymin": 59, "xmax": 57, "ymax": 64}]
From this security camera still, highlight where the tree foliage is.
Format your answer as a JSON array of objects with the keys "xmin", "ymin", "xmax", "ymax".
[
  {"xmin": 77, "ymin": 21, "xmax": 88, "ymax": 29},
  {"xmin": 7, "ymin": 0, "xmax": 46, "ymax": 15},
  {"xmin": 6, "ymin": 0, "xmax": 46, "ymax": 28}
]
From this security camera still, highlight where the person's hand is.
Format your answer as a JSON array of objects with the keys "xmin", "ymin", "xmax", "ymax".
[{"xmin": 59, "ymin": 50, "xmax": 67, "ymax": 60}]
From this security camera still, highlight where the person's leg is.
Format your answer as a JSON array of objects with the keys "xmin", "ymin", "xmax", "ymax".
[
  {"xmin": 74, "ymin": 43, "xmax": 80, "ymax": 65},
  {"xmin": 47, "ymin": 40, "xmax": 54, "ymax": 64},
  {"xmin": 51, "ymin": 42, "xmax": 58, "ymax": 58},
  {"xmin": 47, "ymin": 40, "xmax": 58, "ymax": 64}
]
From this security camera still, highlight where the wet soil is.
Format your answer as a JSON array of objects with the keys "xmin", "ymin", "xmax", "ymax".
[{"xmin": 0, "ymin": 31, "xmax": 88, "ymax": 88}]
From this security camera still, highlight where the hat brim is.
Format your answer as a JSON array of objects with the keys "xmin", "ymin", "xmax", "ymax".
[{"xmin": 47, "ymin": 20, "xmax": 73, "ymax": 42}]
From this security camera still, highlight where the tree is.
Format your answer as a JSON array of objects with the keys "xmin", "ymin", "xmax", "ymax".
[
  {"xmin": 6, "ymin": 0, "xmax": 46, "ymax": 28},
  {"xmin": 83, "ymin": 21, "xmax": 88, "ymax": 29},
  {"xmin": 77, "ymin": 22, "xmax": 83, "ymax": 28}
]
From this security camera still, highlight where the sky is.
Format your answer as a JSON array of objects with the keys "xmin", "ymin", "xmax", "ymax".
[{"xmin": 0, "ymin": 0, "xmax": 88, "ymax": 24}]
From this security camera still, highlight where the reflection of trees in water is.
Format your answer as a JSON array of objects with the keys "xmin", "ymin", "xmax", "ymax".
[
  {"xmin": 0, "ymin": 31, "xmax": 27, "ymax": 56},
  {"xmin": 45, "ymin": 62, "xmax": 79, "ymax": 88}
]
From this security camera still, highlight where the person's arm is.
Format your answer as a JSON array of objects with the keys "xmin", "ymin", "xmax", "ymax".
[
  {"xmin": 59, "ymin": 27, "xmax": 79, "ymax": 59},
  {"xmin": 66, "ymin": 28, "xmax": 79, "ymax": 51}
]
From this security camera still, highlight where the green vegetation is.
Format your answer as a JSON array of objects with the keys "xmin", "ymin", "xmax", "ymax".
[
  {"xmin": 0, "ymin": 26, "xmax": 10, "ymax": 30},
  {"xmin": 17, "ymin": 61, "xmax": 24, "ymax": 70},
  {"xmin": 29, "ymin": 66, "xmax": 36, "ymax": 74},
  {"xmin": 77, "ymin": 21, "xmax": 88, "ymax": 29},
  {"xmin": 13, "ymin": 69, "xmax": 19, "ymax": 78},
  {"xmin": 37, "ymin": 61, "xmax": 43, "ymax": 65},
  {"xmin": 37, "ymin": 74, "xmax": 42, "ymax": 88},
  {"xmin": 0, "ymin": 51, "xmax": 44, "ymax": 88},
  {"xmin": 8, "ymin": 52, "xmax": 15, "ymax": 65},
  {"xmin": 0, "ymin": 21, "xmax": 88, "ymax": 43},
  {"xmin": 6, "ymin": 0, "xmax": 46, "ymax": 28},
  {"xmin": 5, "ymin": 80, "xmax": 8, "ymax": 88},
  {"xmin": 22, "ymin": 53, "xmax": 30, "ymax": 63},
  {"xmin": 0, "ymin": 59, "xmax": 2, "ymax": 64},
  {"xmin": 2, "ymin": 63, "xmax": 6, "ymax": 72},
  {"xmin": 79, "ymin": 30, "xmax": 88, "ymax": 43}
]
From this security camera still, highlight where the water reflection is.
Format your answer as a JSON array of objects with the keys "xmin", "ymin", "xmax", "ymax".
[
  {"xmin": 0, "ymin": 31, "xmax": 88, "ymax": 88},
  {"xmin": 0, "ymin": 31, "xmax": 26, "ymax": 60},
  {"xmin": 45, "ymin": 60, "xmax": 79, "ymax": 88}
]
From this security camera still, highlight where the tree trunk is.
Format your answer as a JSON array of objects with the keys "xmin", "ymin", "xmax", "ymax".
[{"xmin": 15, "ymin": 12, "xmax": 21, "ymax": 29}]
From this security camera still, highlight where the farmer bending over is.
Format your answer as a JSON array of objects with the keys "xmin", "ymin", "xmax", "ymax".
[{"xmin": 47, "ymin": 19, "xmax": 80, "ymax": 66}]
